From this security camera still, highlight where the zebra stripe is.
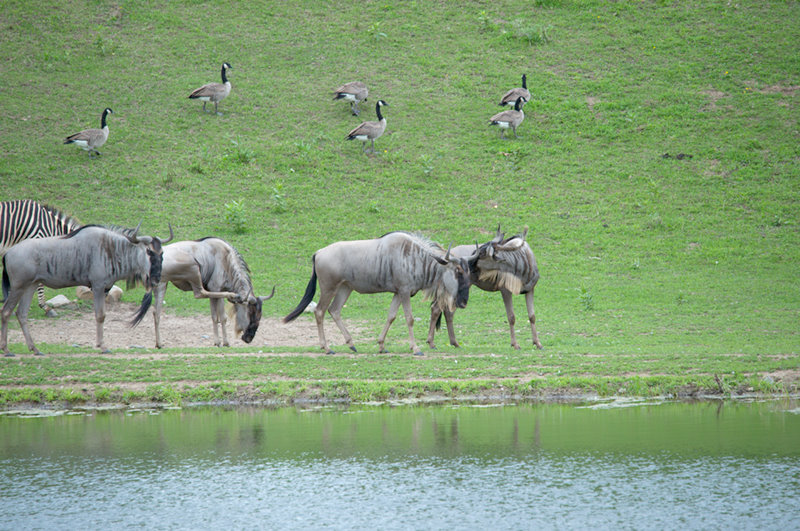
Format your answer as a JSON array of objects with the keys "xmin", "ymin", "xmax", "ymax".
[{"xmin": 1, "ymin": 200, "xmax": 80, "ymax": 254}]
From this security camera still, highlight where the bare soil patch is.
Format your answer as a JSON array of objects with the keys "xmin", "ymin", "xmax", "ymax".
[{"xmin": 6, "ymin": 302, "xmax": 338, "ymax": 351}]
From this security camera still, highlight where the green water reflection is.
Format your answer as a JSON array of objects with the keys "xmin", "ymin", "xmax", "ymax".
[{"xmin": 2, "ymin": 399, "xmax": 798, "ymax": 460}]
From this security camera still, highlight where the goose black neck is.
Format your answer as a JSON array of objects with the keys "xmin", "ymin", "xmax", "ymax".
[
  {"xmin": 515, "ymin": 98, "xmax": 522, "ymax": 111},
  {"xmin": 522, "ymin": 74, "xmax": 527, "ymax": 89},
  {"xmin": 101, "ymin": 109, "xmax": 110, "ymax": 128},
  {"xmin": 221, "ymin": 64, "xmax": 228, "ymax": 83},
  {"xmin": 376, "ymin": 103, "xmax": 383, "ymax": 121}
]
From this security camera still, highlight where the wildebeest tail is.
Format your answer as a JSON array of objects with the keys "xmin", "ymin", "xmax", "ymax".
[
  {"xmin": 283, "ymin": 255, "xmax": 317, "ymax": 323},
  {"xmin": 1, "ymin": 257, "xmax": 8, "ymax": 302},
  {"xmin": 130, "ymin": 291, "xmax": 153, "ymax": 327}
]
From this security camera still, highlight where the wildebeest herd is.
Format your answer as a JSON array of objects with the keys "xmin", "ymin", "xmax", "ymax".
[
  {"xmin": 2, "ymin": 70, "xmax": 540, "ymax": 357},
  {"xmin": 1, "ymin": 200, "xmax": 541, "ymax": 357}
]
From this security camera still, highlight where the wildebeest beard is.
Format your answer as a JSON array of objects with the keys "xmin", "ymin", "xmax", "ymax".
[{"xmin": 238, "ymin": 297, "xmax": 263, "ymax": 343}]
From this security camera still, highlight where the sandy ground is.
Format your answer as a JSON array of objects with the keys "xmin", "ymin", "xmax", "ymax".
[{"xmin": 5, "ymin": 302, "xmax": 339, "ymax": 351}]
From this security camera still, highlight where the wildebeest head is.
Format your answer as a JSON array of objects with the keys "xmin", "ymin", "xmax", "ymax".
[
  {"xmin": 126, "ymin": 223, "xmax": 174, "ymax": 290},
  {"xmin": 433, "ymin": 246, "xmax": 471, "ymax": 310},
  {"xmin": 231, "ymin": 286, "xmax": 275, "ymax": 343}
]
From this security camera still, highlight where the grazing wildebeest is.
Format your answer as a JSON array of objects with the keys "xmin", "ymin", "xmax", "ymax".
[
  {"xmin": 0, "ymin": 200, "xmax": 81, "ymax": 317},
  {"xmin": 283, "ymin": 231, "xmax": 472, "ymax": 356},
  {"xmin": 1, "ymin": 224, "xmax": 172, "ymax": 356},
  {"xmin": 152, "ymin": 237, "xmax": 275, "ymax": 348},
  {"xmin": 427, "ymin": 227, "xmax": 543, "ymax": 350}
]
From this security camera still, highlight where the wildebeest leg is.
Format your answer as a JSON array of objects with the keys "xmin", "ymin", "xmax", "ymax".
[
  {"xmin": 328, "ymin": 287, "xmax": 357, "ymax": 352},
  {"xmin": 153, "ymin": 282, "xmax": 168, "ymax": 348},
  {"xmin": 93, "ymin": 288, "xmax": 109, "ymax": 353},
  {"xmin": 15, "ymin": 287, "xmax": 42, "ymax": 356},
  {"xmin": 377, "ymin": 294, "xmax": 402, "ymax": 354},
  {"xmin": 442, "ymin": 309, "xmax": 459, "ymax": 348},
  {"xmin": 400, "ymin": 295, "xmax": 423, "ymax": 356},
  {"xmin": 2, "ymin": 287, "xmax": 32, "ymax": 356},
  {"xmin": 427, "ymin": 306, "xmax": 442, "ymax": 349},
  {"xmin": 526, "ymin": 290, "xmax": 543, "ymax": 349},
  {"xmin": 209, "ymin": 298, "xmax": 228, "ymax": 347},
  {"xmin": 427, "ymin": 306, "xmax": 460, "ymax": 350},
  {"xmin": 501, "ymin": 289, "xmax": 520, "ymax": 350},
  {"xmin": 313, "ymin": 287, "xmax": 337, "ymax": 354}
]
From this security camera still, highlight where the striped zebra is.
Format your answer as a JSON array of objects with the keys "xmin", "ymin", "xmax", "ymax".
[{"xmin": 1, "ymin": 200, "xmax": 81, "ymax": 317}]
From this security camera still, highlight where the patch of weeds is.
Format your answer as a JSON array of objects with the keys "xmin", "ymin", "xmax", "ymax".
[
  {"xmin": 224, "ymin": 146, "xmax": 255, "ymax": 165},
  {"xmin": 676, "ymin": 293, "xmax": 686, "ymax": 305},
  {"xmin": 188, "ymin": 162, "xmax": 204, "ymax": 175},
  {"xmin": 93, "ymin": 35, "xmax": 118, "ymax": 56},
  {"xmin": 507, "ymin": 20, "xmax": 552, "ymax": 45},
  {"xmin": 477, "ymin": 10, "xmax": 495, "ymax": 33},
  {"xmin": 271, "ymin": 182, "xmax": 288, "ymax": 213},
  {"xmin": 419, "ymin": 154, "xmax": 434, "ymax": 176},
  {"xmin": 160, "ymin": 171, "xmax": 185, "ymax": 191},
  {"xmin": 367, "ymin": 21, "xmax": 387, "ymax": 41},
  {"xmin": 646, "ymin": 212, "xmax": 664, "ymax": 230},
  {"xmin": 579, "ymin": 286, "xmax": 595, "ymax": 311},
  {"xmin": 771, "ymin": 214, "xmax": 791, "ymax": 227},
  {"xmin": 223, "ymin": 200, "xmax": 247, "ymax": 233},
  {"xmin": 367, "ymin": 203, "xmax": 381, "ymax": 214}
]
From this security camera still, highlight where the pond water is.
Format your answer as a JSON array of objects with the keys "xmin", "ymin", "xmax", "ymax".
[{"xmin": 1, "ymin": 399, "xmax": 799, "ymax": 530}]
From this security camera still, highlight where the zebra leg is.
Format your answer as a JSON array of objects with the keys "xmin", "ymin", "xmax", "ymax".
[{"xmin": 36, "ymin": 284, "xmax": 57, "ymax": 318}]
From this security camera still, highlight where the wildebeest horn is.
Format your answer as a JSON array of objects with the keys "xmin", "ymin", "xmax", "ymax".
[
  {"xmin": 492, "ymin": 224, "xmax": 504, "ymax": 243},
  {"xmin": 162, "ymin": 223, "xmax": 174, "ymax": 244},
  {"xmin": 258, "ymin": 286, "xmax": 276, "ymax": 302},
  {"xmin": 126, "ymin": 221, "xmax": 143, "ymax": 243},
  {"xmin": 445, "ymin": 243, "xmax": 452, "ymax": 262}
]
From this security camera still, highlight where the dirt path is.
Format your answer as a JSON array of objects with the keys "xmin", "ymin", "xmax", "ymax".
[{"xmin": 5, "ymin": 302, "xmax": 333, "ymax": 351}]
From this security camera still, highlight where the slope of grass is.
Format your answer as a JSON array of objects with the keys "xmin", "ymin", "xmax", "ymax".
[{"xmin": 0, "ymin": 1, "xmax": 797, "ymax": 401}]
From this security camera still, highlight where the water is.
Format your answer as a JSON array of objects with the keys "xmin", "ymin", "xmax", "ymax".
[{"xmin": 1, "ymin": 399, "xmax": 799, "ymax": 530}]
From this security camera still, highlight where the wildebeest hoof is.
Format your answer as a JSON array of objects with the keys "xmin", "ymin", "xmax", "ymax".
[
  {"xmin": 379, "ymin": 349, "xmax": 388, "ymax": 354},
  {"xmin": 326, "ymin": 349, "xmax": 336, "ymax": 355},
  {"xmin": 34, "ymin": 351, "xmax": 45, "ymax": 356},
  {"xmin": 4, "ymin": 353, "xmax": 15, "ymax": 357},
  {"xmin": 414, "ymin": 351, "xmax": 425, "ymax": 356},
  {"xmin": 101, "ymin": 348, "xmax": 112, "ymax": 354},
  {"xmin": 45, "ymin": 309, "xmax": 58, "ymax": 318},
  {"xmin": 349, "ymin": 345, "xmax": 357, "ymax": 353}
]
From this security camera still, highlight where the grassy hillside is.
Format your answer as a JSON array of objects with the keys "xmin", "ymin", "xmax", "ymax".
[{"xmin": 1, "ymin": 0, "xmax": 798, "ymax": 366}]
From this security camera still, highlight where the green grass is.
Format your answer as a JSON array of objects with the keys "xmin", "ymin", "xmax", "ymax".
[{"xmin": 1, "ymin": 0, "xmax": 798, "ymax": 405}]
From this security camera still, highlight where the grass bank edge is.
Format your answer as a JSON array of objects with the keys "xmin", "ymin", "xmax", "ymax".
[{"xmin": 0, "ymin": 374, "xmax": 794, "ymax": 408}]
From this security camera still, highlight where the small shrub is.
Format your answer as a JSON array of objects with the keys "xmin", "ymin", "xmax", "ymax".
[
  {"xmin": 509, "ymin": 20, "xmax": 552, "ymax": 45},
  {"xmin": 579, "ymin": 286, "xmax": 594, "ymax": 311},
  {"xmin": 223, "ymin": 200, "xmax": 247, "ymax": 233},
  {"xmin": 271, "ymin": 182, "xmax": 288, "ymax": 213}
]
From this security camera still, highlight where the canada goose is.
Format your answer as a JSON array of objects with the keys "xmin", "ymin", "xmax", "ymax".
[
  {"xmin": 333, "ymin": 81, "xmax": 369, "ymax": 116},
  {"xmin": 499, "ymin": 74, "xmax": 531, "ymax": 108},
  {"xmin": 63, "ymin": 108, "xmax": 113, "ymax": 157},
  {"xmin": 345, "ymin": 100, "xmax": 388, "ymax": 153},
  {"xmin": 189, "ymin": 62, "xmax": 232, "ymax": 115},
  {"xmin": 489, "ymin": 97, "xmax": 525, "ymax": 139}
]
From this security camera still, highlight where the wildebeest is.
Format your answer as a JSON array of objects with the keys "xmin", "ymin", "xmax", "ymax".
[
  {"xmin": 1, "ymin": 224, "xmax": 172, "ymax": 356},
  {"xmin": 152, "ymin": 237, "xmax": 275, "ymax": 348},
  {"xmin": 427, "ymin": 227, "xmax": 543, "ymax": 350},
  {"xmin": 0, "ymin": 199, "xmax": 81, "ymax": 317},
  {"xmin": 283, "ymin": 231, "xmax": 472, "ymax": 356}
]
